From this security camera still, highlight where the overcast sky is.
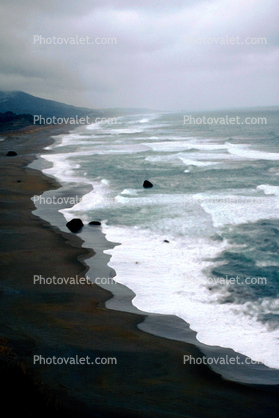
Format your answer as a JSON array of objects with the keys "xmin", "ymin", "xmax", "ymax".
[{"xmin": 0, "ymin": 0, "xmax": 278, "ymax": 110}]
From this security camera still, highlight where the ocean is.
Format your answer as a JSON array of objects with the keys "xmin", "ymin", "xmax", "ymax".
[{"xmin": 31, "ymin": 108, "xmax": 279, "ymax": 383}]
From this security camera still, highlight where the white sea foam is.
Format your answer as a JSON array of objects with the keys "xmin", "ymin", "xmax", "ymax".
[
  {"xmin": 114, "ymin": 194, "xmax": 171, "ymax": 206},
  {"xmin": 194, "ymin": 192, "xmax": 279, "ymax": 227},
  {"xmin": 60, "ymin": 186, "xmax": 194, "ymax": 221},
  {"xmin": 257, "ymin": 184, "xmax": 279, "ymax": 196},
  {"xmin": 108, "ymin": 128, "xmax": 143, "ymax": 134},
  {"xmin": 103, "ymin": 224, "xmax": 279, "ymax": 369},
  {"xmin": 120, "ymin": 189, "xmax": 139, "ymax": 196},
  {"xmin": 178, "ymin": 156, "xmax": 217, "ymax": 167},
  {"xmin": 41, "ymin": 153, "xmax": 92, "ymax": 185},
  {"xmin": 60, "ymin": 180, "xmax": 112, "ymax": 219},
  {"xmin": 143, "ymin": 141, "xmax": 198, "ymax": 152},
  {"xmin": 41, "ymin": 143, "xmax": 149, "ymax": 165},
  {"xmin": 227, "ymin": 143, "xmax": 279, "ymax": 160},
  {"xmin": 144, "ymin": 140, "xmax": 230, "ymax": 153},
  {"xmin": 146, "ymin": 140, "xmax": 279, "ymax": 163},
  {"xmin": 145, "ymin": 153, "xmax": 218, "ymax": 167},
  {"xmin": 56, "ymin": 172, "xmax": 279, "ymax": 369},
  {"xmin": 256, "ymin": 260, "xmax": 279, "ymax": 267},
  {"xmin": 86, "ymin": 122, "xmax": 102, "ymax": 130}
]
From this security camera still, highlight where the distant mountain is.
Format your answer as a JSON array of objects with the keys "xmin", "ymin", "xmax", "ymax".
[
  {"xmin": 0, "ymin": 91, "xmax": 156, "ymax": 134},
  {"xmin": 0, "ymin": 91, "xmax": 96, "ymax": 118}
]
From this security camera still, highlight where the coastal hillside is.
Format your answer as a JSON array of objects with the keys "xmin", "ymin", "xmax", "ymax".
[
  {"xmin": 0, "ymin": 111, "xmax": 33, "ymax": 132},
  {"xmin": 0, "ymin": 91, "xmax": 153, "ymax": 127},
  {"xmin": 0, "ymin": 91, "xmax": 95, "ymax": 118}
]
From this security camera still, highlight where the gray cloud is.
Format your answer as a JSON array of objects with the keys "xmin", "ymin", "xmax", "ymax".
[{"xmin": 0, "ymin": 0, "xmax": 278, "ymax": 110}]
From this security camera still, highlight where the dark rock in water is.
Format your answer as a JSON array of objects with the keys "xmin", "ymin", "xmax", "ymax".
[
  {"xmin": 66, "ymin": 218, "xmax": 84, "ymax": 233},
  {"xmin": 164, "ymin": 240, "xmax": 169, "ymax": 243},
  {"xmin": 7, "ymin": 151, "xmax": 17, "ymax": 156},
  {"xmin": 89, "ymin": 221, "xmax": 101, "ymax": 226},
  {"xmin": 143, "ymin": 180, "xmax": 153, "ymax": 188}
]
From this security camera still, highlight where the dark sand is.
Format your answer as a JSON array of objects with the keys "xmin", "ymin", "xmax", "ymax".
[{"xmin": 0, "ymin": 125, "xmax": 278, "ymax": 417}]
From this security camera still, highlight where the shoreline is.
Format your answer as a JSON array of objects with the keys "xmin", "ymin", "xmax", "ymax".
[
  {"xmin": 34, "ymin": 123, "xmax": 279, "ymax": 385},
  {"xmin": 0, "ymin": 124, "xmax": 279, "ymax": 417}
]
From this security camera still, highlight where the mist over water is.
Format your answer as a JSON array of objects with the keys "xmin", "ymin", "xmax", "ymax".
[{"xmin": 42, "ymin": 109, "xmax": 279, "ymax": 370}]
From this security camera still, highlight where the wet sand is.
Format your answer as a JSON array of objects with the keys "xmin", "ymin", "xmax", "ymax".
[{"xmin": 0, "ymin": 124, "xmax": 278, "ymax": 417}]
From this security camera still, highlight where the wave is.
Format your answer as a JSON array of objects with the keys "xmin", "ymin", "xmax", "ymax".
[
  {"xmin": 194, "ymin": 192, "xmax": 279, "ymax": 228},
  {"xmin": 227, "ymin": 142, "xmax": 279, "ymax": 161},
  {"xmin": 103, "ymin": 224, "xmax": 279, "ymax": 370}
]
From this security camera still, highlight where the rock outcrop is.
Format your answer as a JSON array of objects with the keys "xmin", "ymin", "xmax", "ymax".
[
  {"xmin": 66, "ymin": 218, "xmax": 84, "ymax": 233},
  {"xmin": 143, "ymin": 180, "xmax": 153, "ymax": 188}
]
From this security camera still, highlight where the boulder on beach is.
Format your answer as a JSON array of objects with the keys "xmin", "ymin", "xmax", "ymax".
[
  {"xmin": 66, "ymin": 218, "xmax": 84, "ymax": 233},
  {"xmin": 89, "ymin": 221, "xmax": 101, "ymax": 226},
  {"xmin": 6, "ymin": 151, "xmax": 17, "ymax": 156},
  {"xmin": 143, "ymin": 180, "xmax": 153, "ymax": 188}
]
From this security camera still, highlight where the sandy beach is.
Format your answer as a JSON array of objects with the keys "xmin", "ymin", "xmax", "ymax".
[{"xmin": 0, "ymin": 125, "xmax": 279, "ymax": 417}]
